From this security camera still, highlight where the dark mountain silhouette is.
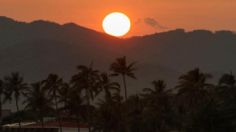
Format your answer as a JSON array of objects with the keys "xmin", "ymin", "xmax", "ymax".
[{"xmin": 1, "ymin": 16, "xmax": 236, "ymax": 96}]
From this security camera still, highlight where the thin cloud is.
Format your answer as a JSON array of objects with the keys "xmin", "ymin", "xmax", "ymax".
[{"xmin": 144, "ymin": 17, "xmax": 168, "ymax": 29}]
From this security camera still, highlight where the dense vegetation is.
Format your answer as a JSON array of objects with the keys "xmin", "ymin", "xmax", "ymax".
[{"xmin": 1, "ymin": 56, "xmax": 236, "ymax": 132}]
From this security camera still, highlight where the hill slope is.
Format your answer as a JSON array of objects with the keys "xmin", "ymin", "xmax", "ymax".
[{"xmin": 1, "ymin": 16, "xmax": 236, "ymax": 96}]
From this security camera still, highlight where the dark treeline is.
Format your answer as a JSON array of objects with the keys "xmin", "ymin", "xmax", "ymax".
[{"xmin": 1, "ymin": 56, "xmax": 236, "ymax": 132}]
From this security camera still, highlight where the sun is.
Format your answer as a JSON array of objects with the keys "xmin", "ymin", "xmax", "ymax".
[{"xmin": 102, "ymin": 12, "xmax": 131, "ymax": 37}]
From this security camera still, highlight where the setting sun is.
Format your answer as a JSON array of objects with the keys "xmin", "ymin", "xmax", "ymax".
[{"xmin": 102, "ymin": 12, "xmax": 131, "ymax": 37}]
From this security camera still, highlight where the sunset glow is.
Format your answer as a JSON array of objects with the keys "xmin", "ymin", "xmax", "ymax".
[
  {"xmin": 1, "ymin": 0, "xmax": 236, "ymax": 36},
  {"xmin": 1, "ymin": 0, "xmax": 236, "ymax": 131}
]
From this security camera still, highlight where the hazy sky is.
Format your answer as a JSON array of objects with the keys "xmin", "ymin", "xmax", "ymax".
[{"xmin": 0, "ymin": 0, "xmax": 236, "ymax": 36}]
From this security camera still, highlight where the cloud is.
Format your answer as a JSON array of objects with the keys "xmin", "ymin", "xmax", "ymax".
[{"xmin": 144, "ymin": 17, "xmax": 168, "ymax": 29}]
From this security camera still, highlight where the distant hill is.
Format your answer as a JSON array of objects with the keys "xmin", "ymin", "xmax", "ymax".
[{"xmin": 1, "ymin": 16, "xmax": 236, "ymax": 98}]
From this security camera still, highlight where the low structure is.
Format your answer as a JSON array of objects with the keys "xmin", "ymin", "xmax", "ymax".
[
  {"xmin": 1, "ymin": 127, "xmax": 58, "ymax": 132},
  {"xmin": 3, "ymin": 120, "xmax": 89, "ymax": 132}
]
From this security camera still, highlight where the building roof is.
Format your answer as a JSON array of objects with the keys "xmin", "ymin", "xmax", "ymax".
[{"xmin": 26, "ymin": 120, "xmax": 88, "ymax": 128}]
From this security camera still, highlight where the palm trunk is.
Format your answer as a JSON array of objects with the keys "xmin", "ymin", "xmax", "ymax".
[
  {"xmin": 15, "ymin": 98, "xmax": 21, "ymax": 128},
  {"xmin": 122, "ymin": 75, "xmax": 128, "ymax": 100},
  {"xmin": 87, "ymin": 93, "xmax": 91, "ymax": 132},
  {"xmin": 55, "ymin": 97, "xmax": 63, "ymax": 132},
  {"xmin": 121, "ymin": 75, "xmax": 130, "ymax": 132},
  {"xmin": 41, "ymin": 117, "xmax": 44, "ymax": 129},
  {"xmin": 76, "ymin": 115, "xmax": 80, "ymax": 132}
]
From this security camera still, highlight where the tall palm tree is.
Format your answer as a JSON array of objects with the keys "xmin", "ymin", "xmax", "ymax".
[
  {"xmin": 175, "ymin": 68, "xmax": 212, "ymax": 108},
  {"xmin": 24, "ymin": 82, "xmax": 52, "ymax": 128},
  {"xmin": 141, "ymin": 80, "xmax": 174, "ymax": 132},
  {"xmin": 71, "ymin": 65, "xmax": 100, "ymax": 103},
  {"xmin": 91, "ymin": 73, "xmax": 121, "ymax": 132},
  {"xmin": 99, "ymin": 73, "xmax": 120, "ymax": 102},
  {"xmin": 3, "ymin": 72, "xmax": 28, "ymax": 128},
  {"xmin": 71, "ymin": 65, "xmax": 100, "ymax": 132},
  {"xmin": 216, "ymin": 73, "xmax": 236, "ymax": 131},
  {"xmin": 94, "ymin": 91, "xmax": 124, "ymax": 132},
  {"xmin": 174, "ymin": 68, "xmax": 213, "ymax": 131},
  {"xmin": 110, "ymin": 56, "xmax": 136, "ymax": 100},
  {"xmin": 63, "ymin": 88, "xmax": 85, "ymax": 132},
  {"xmin": 43, "ymin": 74, "xmax": 63, "ymax": 132},
  {"xmin": 124, "ymin": 95, "xmax": 145, "ymax": 132}
]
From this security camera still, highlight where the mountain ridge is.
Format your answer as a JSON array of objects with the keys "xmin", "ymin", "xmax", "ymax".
[{"xmin": 1, "ymin": 16, "xmax": 236, "ymax": 98}]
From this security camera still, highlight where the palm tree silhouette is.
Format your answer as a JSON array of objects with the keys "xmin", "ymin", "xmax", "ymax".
[
  {"xmin": 219, "ymin": 72, "xmax": 235, "ymax": 87},
  {"xmin": 110, "ymin": 56, "xmax": 136, "ymax": 100},
  {"xmin": 142, "ymin": 80, "xmax": 166, "ymax": 96},
  {"xmin": 94, "ymin": 89, "xmax": 124, "ymax": 132},
  {"xmin": 175, "ymin": 68, "xmax": 212, "ymax": 107},
  {"xmin": 92, "ymin": 73, "xmax": 121, "ymax": 132},
  {"xmin": 98, "ymin": 73, "xmax": 120, "ymax": 102},
  {"xmin": 24, "ymin": 82, "xmax": 52, "ymax": 128},
  {"xmin": 141, "ymin": 80, "xmax": 173, "ymax": 132},
  {"xmin": 63, "ymin": 88, "xmax": 85, "ymax": 132},
  {"xmin": 124, "ymin": 95, "xmax": 144, "ymax": 132},
  {"xmin": 215, "ymin": 73, "xmax": 236, "ymax": 132},
  {"xmin": 58, "ymin": 82, "xmax": 71, "ymax": 112},
  {"xmin": 43, "ymin": 74, "xmax": 63, "ymax": 132},
  {"xmin": 71, "ymin": 65, "xmax": 100, "ymax": 102},
  {"xmin": 71, "ymin": 65, "xmax": 100, "ymax": 132},
  {"xmin": 218, "ymin": 72, "xmax": 236, "ymax": 98},
  {"xmin": 217, "ymin": 72, "xmax": 236, "ymax": 100},
  {"xmin": 175, "ymin": 68, "xmax": 213, "ymax": 131},
  {"xmin": 4, "ymin": 72, "xmax": 28, "ymax": 128},
  {"xmin": 142, "ymin": 80, "xmax": 169, "ymax": 108}
]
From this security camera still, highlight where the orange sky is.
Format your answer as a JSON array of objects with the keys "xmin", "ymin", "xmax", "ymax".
[{"xmin": 0, "ymin": 0, "xmax": 236, "ymax": 36}]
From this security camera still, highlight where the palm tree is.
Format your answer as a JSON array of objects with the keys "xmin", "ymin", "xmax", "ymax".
[
  {"xmin": 94, "ymin": 100, "xmax": 125, "ymax": 132},
  {"xmin": 63, "ymin": 88, "xmax": 85, "ymax": 132},
  {"xmin": 43, "ymin": 74, "xmax": 63, "ymax": 132},
  {"xmin": 58, "ymin": 82, "xmax": 89, "ymax": 132},
  {"xmin": 141, "ymin": 80, "xmax": 174, "ymax": 132},
  {"xmin": 142, "ymin": 80, "xmax": 166, "ymax": 97},
  {"xmin": 124, "ymin": 95, "xmax": 145, "ymax": 132},
  {"xmin": 58, "ymin": 82, "xmax": 71, "ymax": 111},
  {"xmin": 94, "ymin": 91, "xmax": 124, "ymax": 132},
  {"xmin": 215, "ymin": 73, "xmax": 236, "ymax": 131},
  {"xmin": 218, "ymin": 72, "xmax": 236, "ymax": 99},
  {"xmin": 99, "ymin": 73, "xmax": 120, "ymax": 102},
  {"xmin": 219, "ymin": 72, "xmax": 235, "ymax": 87},
  {"xmin": 24, "ymin": 82, "xmax": 52, "ymax": 128},
  {"xmin": 91, "ymin": 73, "xmax": 122, "ymax": 132},
  {"xmin": 174, "ymin": 68, "xmax": 213, "ymax": 131},
  {"xmin": 110, "ymin": 56, "xmax": 136, "ymax": 100},
  {"xmin": 71, "ymin": 65, "xmax": 100, "ymax": 102},
  {"xmin": 3, "ymin": 72, "xmax": 28, "ymax": 128},
  {"xmin": 142, "ymin": 80, "xmax": 169, "ymax": 107},
  {"xmin": 71, "ymin": 65, "xmax": 100, "ymax": 132},
  {"xmin": 175, "ymin": 68, "xmax": 212, "ymax": 108}
]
